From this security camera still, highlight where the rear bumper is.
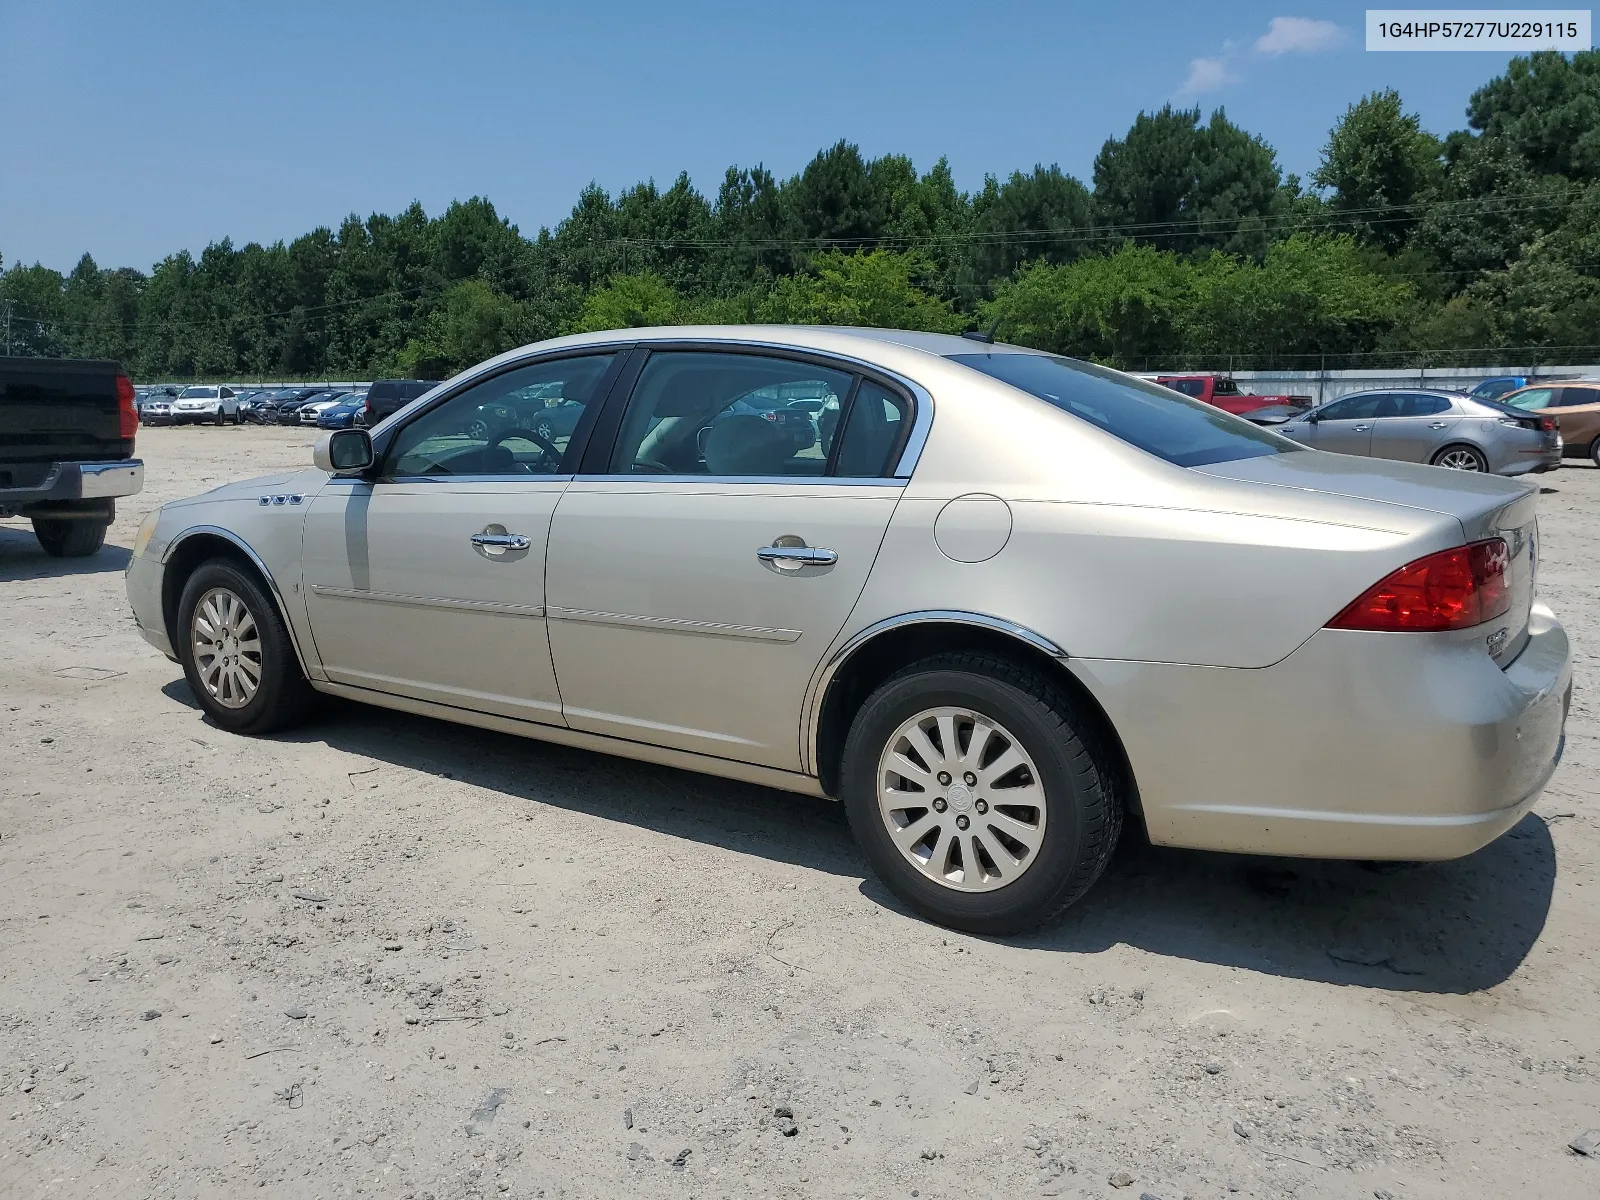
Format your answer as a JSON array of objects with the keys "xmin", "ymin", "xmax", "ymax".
[
  {"xmin": 0, "ymin": 459, "xmax": 144, "ymax": 518},
  {"xmin": 1075, "ymin": 603, "xmax": 1573, "ymax": 860}
]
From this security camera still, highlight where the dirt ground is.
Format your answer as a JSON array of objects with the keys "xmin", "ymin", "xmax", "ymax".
[{"xmin": 1, "ymin": 424, "xmax": 1596, "ymax": 1200}]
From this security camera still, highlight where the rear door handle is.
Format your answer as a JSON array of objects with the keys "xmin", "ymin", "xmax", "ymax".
[
  {"xmin": 757, "ymin": 545, "xmax": 838, "ymax": 570},
  {"xmin": 1429, "ymin": 422, "xmax": 1449, "ymax": 429},
  {"xmin": 1353, "ymin": 423, "xmax": 1371, "ymax": 431}
]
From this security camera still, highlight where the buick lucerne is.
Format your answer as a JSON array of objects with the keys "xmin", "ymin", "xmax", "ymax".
[{"xmin": 125, "ymin": 328, "xmax": 1573, "ymax": 933}]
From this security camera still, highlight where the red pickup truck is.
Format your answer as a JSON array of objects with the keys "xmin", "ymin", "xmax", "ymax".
[{"xmin": 1153, "ymin": 374, "xmax": 1311, "ymax": 416}]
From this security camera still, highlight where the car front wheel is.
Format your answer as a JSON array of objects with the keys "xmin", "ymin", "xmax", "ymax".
[
  {"xmin": 177, "ymin": 560, "xmax": 317, "ymax": 734},
  {"xmin": 839, "ymin": 652, "xmax": 1122, "ymax": 934}
]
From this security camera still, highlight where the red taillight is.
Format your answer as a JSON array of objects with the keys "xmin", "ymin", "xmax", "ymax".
[
  {"xmin": 1328, "ymin": 538, "xmax": 1510, "ymax": 632},
  {"xmin": 115, "ymin": 374, "xmax": 138, "ymax": 439},
  {"xmin": 1541, "ymin": 415, "xmax": 1557, "ymax": 432}
]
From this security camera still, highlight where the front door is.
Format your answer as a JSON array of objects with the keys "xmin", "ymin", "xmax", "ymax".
[
  {"xmin": 545, "ymin": 350, "xmax": 913, "ymax": 770},
  {"xmin": 300, "ymin": 353, "xmax": 621, "ymax": 724},
  {"xmin": 1305, "ymin": 393, "xmax": 1384, "ymax": 456}
]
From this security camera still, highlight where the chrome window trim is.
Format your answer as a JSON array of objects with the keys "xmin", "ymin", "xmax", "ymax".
[
  {"xmin": 159, "ymin": 525, "xmax": 314, "ymax": 680},
  {"xmin": 309, "ymin": 584, "xmax": 544, "ymax": 618},
  {"xmin": 392, "ymin": 335, "xmax": 938, "ymax": 481},
  {"xmin": 802, "ymin": 610, "xmax": 1069, "ymax": 776},
  {"xmin": 547, "ymin": 605, "xmax": 801, "ymax": 643},
  {"xmin": 568, "ymin": 474, "xmax": 904, "ymax": 488},
  {"xmin": 321, "ymin": 474, "xmax": 577, "ymax": 486}
]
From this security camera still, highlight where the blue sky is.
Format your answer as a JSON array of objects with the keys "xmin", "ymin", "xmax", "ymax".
[{"xmin": 0, "ymin": 1, "xmax": 1545, "ymax": 273}]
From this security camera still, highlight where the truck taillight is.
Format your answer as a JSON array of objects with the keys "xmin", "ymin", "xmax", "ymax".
[
  {"xmin": 1327, "ymin": 539, "xmax": 1510, "ymax": 632},
  {"xmin": 115, "ymin": 375, "xmax": 139, "ymax": 439}
]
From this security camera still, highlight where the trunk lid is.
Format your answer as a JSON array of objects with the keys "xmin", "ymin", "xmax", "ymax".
[
  {"xmin": 1197, "ymin": 450, "xmax": 1540, "ymax": 668},
  {"xmin": 0, "ymin": 357, "xmax": 133, "ymax": 483}
]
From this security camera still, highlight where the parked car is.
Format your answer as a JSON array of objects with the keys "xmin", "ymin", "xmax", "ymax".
[
  {"xmin": 298, "ymin": 392, "xmax": 361, "ymax": 425},
  {"xmin": 362, "ymin": 379, "xmax": 441, "ymax": 425},
  {"xmin": 238, "ymin": 390, "xmax": 282, "ymax": 423},
  {"xmin": 1, "ymin": 356, "xmax": 144, "ymax": 556},
  {"xmin": 172, "ymin": 385, "xmax": 242, "ymax": 425},
  {"xmin": 464, "ymin": 382, "xmax": 592, "ymax": 444},
  {"xmin": 125, "ymin": 329, "xmax": 1571, "ymax": 934},
  {"xmin": 253, "ymin": 389, "xmax": 319, "ymax": 424},
  {"xmin": 1153, "ymin": 374, "xmax": 1311, "ymax": 417},
  {"xmin": 1502, "ymin": 380, "xmax": 1600, "ymax": 466},
  {"xmin": 316, "ymin": 394, "xmax": 369, "ymax": 429},
  {"xmin": 1469, "ymin": 376, "xmax": 1530, "ymax": 403},
  {"xmin": 273, "ymin": 390, "xmax": 340, "ymax": 424},
  {"xmin": 1234, "ymin": 404, "xmax": 1303, "ymax": 427},
  {"xmin": 140, "ymin": 398, "xmax": 175, "ymax": 426},
  {"xmin": 138, "ymin": 384, "xmax": 181, "ymax": 413},
  {"xmin": 1273, "ymin": 389, "xmax": 1560, "ymax": 475}
]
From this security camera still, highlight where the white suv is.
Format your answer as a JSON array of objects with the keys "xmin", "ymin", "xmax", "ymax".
[{"xmin": 172, "ymin": 386, "xmax": 241, "ymax": 425}]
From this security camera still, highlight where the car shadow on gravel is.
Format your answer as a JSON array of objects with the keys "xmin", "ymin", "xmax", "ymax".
[
  {"xmin": 1014, "ymin": 815, "xmax": 1557, "ymax": 994},
  {"xmin": 263, "ymin": 694, "xmax": 865, "ymax": 874},
  {"xmin": 171, "ymin": 681, "xmax": 1557, "ymax": 996},
  {"xmin": 0, "ymin": 525, "xmax": 131, "ymax": 578}
]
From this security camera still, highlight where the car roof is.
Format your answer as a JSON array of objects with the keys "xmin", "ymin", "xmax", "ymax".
[{"xmin": 524, "ymin": 325, "xmax": 1034, "ymax": 359}]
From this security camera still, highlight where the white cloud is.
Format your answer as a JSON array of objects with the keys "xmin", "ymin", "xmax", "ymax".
[
  {"xmin": 1254, "ymin": 16, "xmax": 1347, "ymax": 55},
  {"xmin": 1178, "ymin": 56, "xmax": 1237, "ymax": 96}
]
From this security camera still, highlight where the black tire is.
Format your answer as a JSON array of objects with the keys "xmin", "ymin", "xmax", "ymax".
[
  {"xmin": 1590, "ymin": 438, "xmax": 1600, "ymax": 468},
  {"xmin": 176, "ymin": 559, "xmax": 317, "ymax": 734},
  {"xmin": 33, "ymin": 518, "xmax": 107, "ymax": 557},
  {"xmin": 1431, "ymin": 443, "xmax": 1488, "ymax": 472},
  {"xmin": 839, "ymin": 652, "xmax": 1123, "ymax": 935}
]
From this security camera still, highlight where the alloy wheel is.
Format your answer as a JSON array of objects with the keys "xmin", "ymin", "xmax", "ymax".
[
  {"xmin": 876, "ymin": 706, "xmax": 1047, "ymax": 893},
  {"xmin": 1436, "ymin": 447, "xmax": 1485, "ymax": 471},
  {"xmin": 190, "ymin": 587, "xmax": 263, "ymax": 708}
]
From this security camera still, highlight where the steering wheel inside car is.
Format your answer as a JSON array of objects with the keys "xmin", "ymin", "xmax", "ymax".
[{"xmin": 489, "ymin": 427, "xmax": 562, "ymax": 462}]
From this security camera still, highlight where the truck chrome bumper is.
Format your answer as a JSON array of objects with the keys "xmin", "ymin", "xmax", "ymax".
[{"xmin": 0, "ymin": 459, "xmax": 144, "ymax": 516}]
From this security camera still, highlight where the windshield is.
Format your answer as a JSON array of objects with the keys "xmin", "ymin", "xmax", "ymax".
[
  {"xmin": 949, "ymin": 353, "xmax": 1297, "ymax": 467},
  {"xmin": 178, "ymin": 386, "xmax": 218, "ymax": 398}
]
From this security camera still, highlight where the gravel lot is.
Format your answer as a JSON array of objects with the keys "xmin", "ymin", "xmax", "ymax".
[{"xmin": 2, "ymin": 424, "xmax": 1597, "ymax": 1200}]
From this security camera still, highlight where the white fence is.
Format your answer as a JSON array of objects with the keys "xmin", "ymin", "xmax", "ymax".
[{"xmin": 1224, "ymin": 365, "xmax": 1600, "ymax": 407}]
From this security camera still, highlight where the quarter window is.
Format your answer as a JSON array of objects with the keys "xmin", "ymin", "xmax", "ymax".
[
  {"xmin": 608, "ymin": 352, "xmax": 853, "ymax": 477},
  {"xmin": 383, "ymin": 354, "xmax": 616, "ymax": 478},
  {"xmin": 833, "ymin": 380, "xmax": 909, "ymax": 476}
]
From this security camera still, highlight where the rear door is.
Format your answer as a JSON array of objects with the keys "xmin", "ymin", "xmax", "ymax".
[
  {"xmin": 1556, "ymin": 387, "xmax": 1600, "ymax": 453},
  {"xmin": 544, "ymin": 348, "xmax": 912, "ymax": 770},
  {"xmin": 1369, "ymin": 393, "xmax": 1459, "ymax": 462}
]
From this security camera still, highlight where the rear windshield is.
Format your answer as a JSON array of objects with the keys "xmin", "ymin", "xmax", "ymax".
[{"xmin": 949, "ymin": 353, "xmax": 1296, "ymax": 467}]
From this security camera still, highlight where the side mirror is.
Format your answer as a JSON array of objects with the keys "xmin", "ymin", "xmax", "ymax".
[
  {"xmin": 1305, "ymin": 410, "xmax": 1320, "ymax": 424},
  {"xmin": 314, "ymin": 428, "xmax": 374, "ymax": 475}
]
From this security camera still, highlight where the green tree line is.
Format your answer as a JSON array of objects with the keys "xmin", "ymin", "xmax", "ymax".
[{"xmin": 3, "ymin": 51, "xmax": 1598, "ymax": 378}]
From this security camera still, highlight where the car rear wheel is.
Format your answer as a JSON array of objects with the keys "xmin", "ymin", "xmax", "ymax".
[
  {"xmin": 1590, "ymin": 438, "xmax": 1600, "ymax": 468},
  {"xmin": 32, "ymin": 518, "xmax": 107, "ymax": 557},
  {"xmin": 1433, "ymin": 444, "xmax": 1488, "ymax": 472},
  {"xmin": 177, "ymin": 560, "xmax": 317, "ymax": 734},
  {"xmin": 839, "ymin": 652, "xmax": 1122, "ymax": 934}
]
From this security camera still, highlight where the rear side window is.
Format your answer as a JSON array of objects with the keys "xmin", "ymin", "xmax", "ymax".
[
  {"xmin": 949, "ymin": 353, "xmax": 1293, "ymax": 467},
  {"xmin": 833, "ymin": 381, "xmax": 909, "ymax": 477},
  {"xmin": 1402, "ymin": 394, "xmax": 1451, "ymax": 417},
  {"xmin": 1560, "ymin": 387, "xmax": 1600, "ymax": 407}
]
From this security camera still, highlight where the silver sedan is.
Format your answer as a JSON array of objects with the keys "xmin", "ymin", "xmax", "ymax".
[
  {"xmin": 1272, "ymin": 388, "xmax": 1561, "ymax": 475},
  {"xmin": 124, "ymin": 329, "xmax": 1573, "ymax": 933}
]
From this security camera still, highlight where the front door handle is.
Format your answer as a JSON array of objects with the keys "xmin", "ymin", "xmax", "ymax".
[
  {"xmin": 757, "ymin": 544, "xmax": 838, "ymax": 571},
  {"xmin": 471, "ymin": 532, "xmax": 531, "ymax": 550},
  {"xmin": 1429, "ymin": 421, "xmax": 1449, "ymax": 428},
  {"xmin": 1353, "ymin": 423, "xmax": 1371, "ymax": 431}
]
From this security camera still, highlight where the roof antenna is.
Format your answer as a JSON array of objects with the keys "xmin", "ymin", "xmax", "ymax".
[{"xmin": 961, "ymin": 329, "xmax": 994, "ymax": 344}]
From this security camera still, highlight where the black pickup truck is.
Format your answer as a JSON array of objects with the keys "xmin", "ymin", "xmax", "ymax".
[{"xmin": 0, "ymin": 357, "xmax": 145, "ymax": 557}]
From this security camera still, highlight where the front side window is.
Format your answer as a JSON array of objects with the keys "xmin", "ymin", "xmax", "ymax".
[
  {"xmin": 949, "ymin": 353, "xmax": 1293, "ymax": 467},
  {"xmin": 1317, "ymin": 394, "xmax": 1385, "ymax": 422},
  {"xmin": 384, "ymin": 354, "xmax": 616, "ymax": 478},
  {"xmin": 608, "ymin": 352, "xmax": 852, "ymax": 477}
]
